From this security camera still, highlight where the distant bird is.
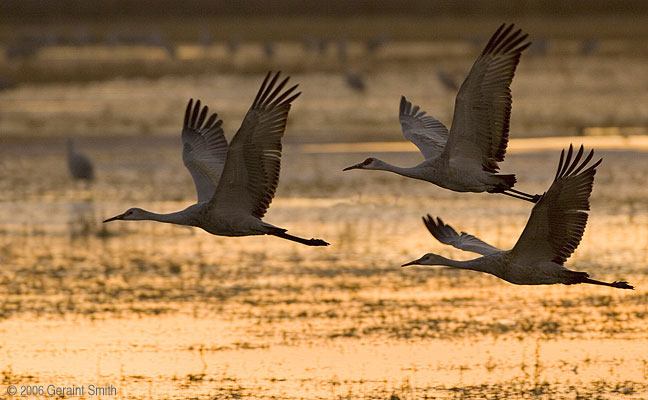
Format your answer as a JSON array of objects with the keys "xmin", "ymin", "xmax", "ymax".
[
  {"xmin": 315, "ymin": 38, "xmax": 328, "ymax": 55},
  {"xmin": 4, "ymin": 32, "xmax": 54, "ymax": 59},
  {"xmin": 301, "ymin": 36, "xmax": 316, "ymax": 53},
  {"xmin": 198, "ymin": 29, "xmax": 214, "ymax": 48},
  {"xmin": 0, "ymin": 79, "xmax": 18, "ymax": 92},
  {"xmin": 527, "ymin": 37, "xmax": 548, "ymax": 56},
  {"xmin": 336, "ymin": 38, "xmax": 348, "ymax": 61},
  {"xmin": 104, "ymin": 72, "xmax": 328, "ymax": 246},
  {"xmin": 262, "ymin": 41, "xmax": 275, "ymax": 60},
  {"xmin": 226, "ymin": 37, "xmax": 240, "ymax": 55},
  {"xmin": 366, "ymin": 34, "xmax": 389, "ymax": 54},
  {"xmin": 435, "ymin": 69, "xmax": 459, "ymax": 92},
  {"xmin": 580, "ymin": 38, "xmax": 598, "ymax": 56},
  {"xmin": 344, "ymin": 24, "xmax": 539, "ymax": 202},
  {"xmin": 67, "ymin": 139, "xmax": 95, "ymax": 181},
  {"xmin": 403, "ymin": 145, "xmax": 633, "ymax": 290},
  {"xmin": 148, "ymin": 32, "xmax": 176, "ymax": 59},
  {"xmin": 344, "ymin": 71, "xmax": 366, "ymax": 92}
]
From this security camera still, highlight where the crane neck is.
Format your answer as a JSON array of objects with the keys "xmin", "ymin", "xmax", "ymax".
[
  {"xmin": 371, "ymin": 159, "xmax": 429, "ymax": 180},
  {"xmin": 434, "ymin": 255, "xmax": 489, "ymax": 273},
  {"xmin": 137, "ymin": 209, "xmax": 195, "ymax": 226}
]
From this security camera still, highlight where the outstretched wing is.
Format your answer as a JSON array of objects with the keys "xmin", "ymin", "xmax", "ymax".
[
  {"xmin": 423, "ymin": 215, "xmax": 501, "ymax": 256},
  {"xmin": 210, "ymin": 72, "xmax": 300, "ymax": 218},
  {"xmin": 441, "ymin": 23, "xmax": 530, "ymax": 172},
  {"xmin": 182, "ymin": 99, "xmax": 229, "ymax": 202},
  {"xmin": 512, "ymin": 145, "xmax": 602, "ymax": 264},
  {"xmin": 399, "ymin": 96, "xmax": 449, "ymax": 160}
]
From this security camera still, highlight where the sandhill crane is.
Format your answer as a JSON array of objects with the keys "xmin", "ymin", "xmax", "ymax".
[
  {"xmin": 262, "ymin": 41, "xmax": 275, "ymax": 60},
  {"xmin": 344, "ymin": 71, "xmax": 366, "ymax": 92},
  {"xmin": 67, "ymin": 139, "xmax": 95, "ymax": 181},
  {"xmin": 366, "ymin": 34, "xmax": 389, "ymax": 54},
  {"xmin": 403, "ymin": 145, "xmax": 633, "ymax": 290},
  {"xmin": 104, "ymin": 72, "xmax": 329, "ymax": 246},
  {"xmin": 198, "ymin": 29, "xmax": 214, "ymax": 48},
  {"xmin": 435, "ymin": 69, "xmax": 459, "ymax": 92},
  {"xmin": 580, "ymin": 38, "xmax": 598, "ymax": 56},
  {"xmin": 315, "ymin": 38, "xmax": 328, "ymax": 55},
  {"xmin": 527, "ymin": 37, "xmax": 548, "ymax": 56},
  {"xmin": 336, "ymin": 38, "xmax": 348, "ymax": 61},
  {"xmin": 343, "ymin": 24, "xmax": 539, "ymax": 202},
  {"xmin": 226, "ymin": 37, "xmax": 240, "ymax": 55}
]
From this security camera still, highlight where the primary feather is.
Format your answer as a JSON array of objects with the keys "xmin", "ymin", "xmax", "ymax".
[
  {"xmin": 211, "ymin": 72, "xmax": 301, "ymax": 218},
  {"xmin": 442, "ymin": 23, "xmax": 531, "ymax": 173},
  {"xmin": 512, "ymin": 144, "xmax": 601, "ymax": 264}
]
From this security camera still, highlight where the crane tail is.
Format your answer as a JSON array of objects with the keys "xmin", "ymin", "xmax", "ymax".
[
  {"xmin": 269, "ymin": 230, "xmax": 329, "ymax": 246},
  {"xmin": 494, "ymin": 173, "xmax": 517, "ymax": 189}
]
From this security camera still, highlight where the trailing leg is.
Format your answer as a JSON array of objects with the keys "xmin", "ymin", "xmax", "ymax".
[
  {"xmin": 582, "ymin": 278, "xmax": 634, "ymax": 290},
  {"xmin": 269, "ymin": 230, "xmax": 329, "ymax": 246},
  {"xmin": 500, "ymin": 190, "xmax": 536, "ymax": 202},
  {"xmin": 507, "ymin": 188, "xmax": 542, "ymax": 202}
]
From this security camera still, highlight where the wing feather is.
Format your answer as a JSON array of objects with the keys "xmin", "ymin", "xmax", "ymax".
[
  {"xmin": 399, "ymin": 96, "xmax": 449, "ymax": 160},
  {"xmin": 512, "ymin": 145, "xmax": 602, "ymax": 264},
  {"xmin": 182, "ymin": 99, "xmax": 229, "ymax": 203},
  {"xmin": 211, "ymin": 72, "xmax": 300, "ymax": 218},
  {"xmin": 423, "ymin": 215, "xmax": 501, "ymax": 256},
  {"xmin": 442, "ymin": 23, "xmax": 530, "ymax": 172}
]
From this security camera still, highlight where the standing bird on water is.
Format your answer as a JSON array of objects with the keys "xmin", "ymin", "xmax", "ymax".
[
  {"xmin": 403, "ymin": 145, "xmax": 633, "ymax": 290},
  {"xmin": 104, "ymin": 72, "xmax": 328, "ymax": 246},
  {"xmin": 67, "ymin": 139, "xmax": 95, "ymax": 181},
  {"xmin": 343, "ymin": 24, "xmax": 539, "ymax": 202}
]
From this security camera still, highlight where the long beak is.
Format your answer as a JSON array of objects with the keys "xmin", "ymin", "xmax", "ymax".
[
  {"xmin": 401, "ymin": 259, "xmax": 421, "ymax": 267},
  {"xmin": 342, "ymin": 162, "xmax": 364, "ymax": 171},
  {"xmin": 103, "ymin": 213, "xmax": 125, "ymax": 223}
]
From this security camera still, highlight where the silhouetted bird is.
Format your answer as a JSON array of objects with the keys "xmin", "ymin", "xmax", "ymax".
[
  {"xmin": 436, "ymin": 69, "xmax": 459, "ymax": 92},
  {"xmin": 344, "ymin": 72, "xmax": 366, "ymax": 92},
  {"xmin": 104, "ymin": 72, "xmax": 328, "ymax": 246},
  {"xmin": 344, "ymin": 24, "xmax": 539, "ymax": 202},
  {"xmin": 404, "ymin": 145, "xmax": 633, "ymax": 290},
  {"xmin": 580, "ymin": 38, "xmax": 599, "ymax": 55},
  {"xmin": 262, "ymin": 41, "xmax": 275, "ymax": 60},
  {"xmin": 366, "ymin": 35, "xmax": 389, "ymax": 54},
  {"xmin": 67, "ymin": 139, "xmax": 95, "ymax": 181},
  {"xmin": 336, "ymin": 38, "xmax": 348, "ymax": 61}
]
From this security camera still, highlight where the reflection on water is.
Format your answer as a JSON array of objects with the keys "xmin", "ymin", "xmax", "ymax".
[
  {"xmin": 2, "ymin": 315, "xmax": 647, "ymax": 399},
  {"xmin": 1, "ymin": 22, "xmax": 647, "ymax": 399},
  {"xmin": 0, "ymin": 136, "xmax": 647, "ymax": 399},
  {"xmin": 300, "ymin": 135, "xmax": 648, "ymax": 154}
]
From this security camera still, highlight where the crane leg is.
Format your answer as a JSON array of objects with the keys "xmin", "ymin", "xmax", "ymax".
[
  {"xmin": 270, "ymin": 230, "xmax": 329, "ymax": 246},
  {"xmin": 582, "ymin": 278, "xmax": 634, "ymax": 290},
  {"xmin": 500, "ymin": 191, "xmax": 537, "ymax": 203},
  {"xmin": 507, "ymin": 188, "xmax": 542, "ymax": 202}
]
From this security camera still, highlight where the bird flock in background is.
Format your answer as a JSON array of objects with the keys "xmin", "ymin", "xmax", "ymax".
[{"xmin": 72, "ymin": 24, "xmax": 633, "ymax": 290}]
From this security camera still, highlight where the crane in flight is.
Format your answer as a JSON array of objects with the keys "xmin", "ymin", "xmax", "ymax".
[
  {"xmin": 104, "ymin": 72, "xmax": 329, "ymax": 246},
  {"xmin": 402, "ymin": 145, "xmax": 633, "ymax": 290},
  {"xmin": 344, "ymin": 24, "xmax": 539, "ymax": 202}
]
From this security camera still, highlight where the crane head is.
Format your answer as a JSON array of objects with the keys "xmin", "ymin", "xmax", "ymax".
[
  {"xmin": 402, "ymin": 253, "xmax": 446, "ymax": 267},
  {"xmin": 343, "ymin": 157, "xmax": 377, "ymax": 171},
  {"xmin": 103, "ymin": 208, "xmax": 146, "ymax": 222}
]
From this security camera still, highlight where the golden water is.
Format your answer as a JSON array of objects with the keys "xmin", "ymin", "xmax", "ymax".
[{"xmin": 1, "ymin": 31, "xmax": 647, "ymax": 399}]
